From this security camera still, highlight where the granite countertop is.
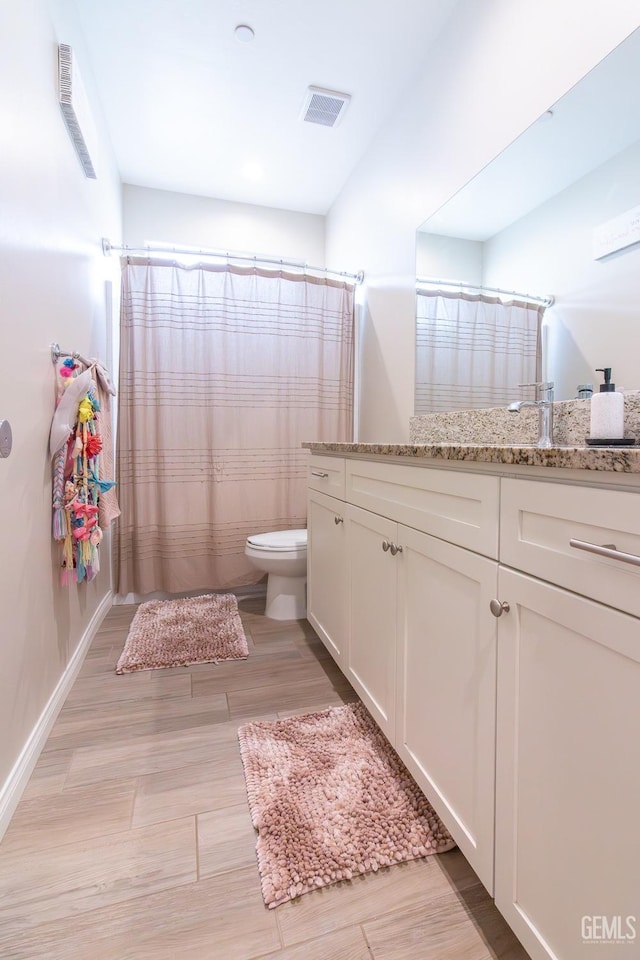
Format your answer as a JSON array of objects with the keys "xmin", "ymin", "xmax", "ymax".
[
  {"xmin": 304, "ymin": 394, "xmax": 640, "ymax": 473},
  {"xmin": 302, "ymin": 441, "xmax": 640, "ymax": 473}
]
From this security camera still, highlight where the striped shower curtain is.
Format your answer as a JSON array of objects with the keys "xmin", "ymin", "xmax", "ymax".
[
  {"xmin": 415, "ymin": 290, "xmax": 543, "ymax": 413},
  {"xmin": 115, "ymin": 258, "xmax": 354, "ymax": 596}
]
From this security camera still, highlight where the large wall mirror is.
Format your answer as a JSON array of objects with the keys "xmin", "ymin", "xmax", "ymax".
[{"xmin": 415, "ymin": 27, "xmax": 640, "ymax": 413}]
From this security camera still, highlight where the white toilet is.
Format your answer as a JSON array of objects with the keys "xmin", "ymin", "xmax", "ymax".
[{"xmin": 245, "ymin": 529, "xmax": 308, "ymax": 620}]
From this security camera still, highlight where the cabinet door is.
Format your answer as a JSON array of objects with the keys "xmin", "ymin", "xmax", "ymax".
[
  {"xmin": 496, "ymin": 567, "xmax": 640, "ymax": 960},
  {"xmin": 346, "ymin": 503, "xmax": 398, "ymax": 740},
  {"xmin": 396, "ymin": 525, "xmax": 498, "ymax": 894},
  {"xmin": 307, "ymin": 489, "xmax": 348, "ymax": 668}
]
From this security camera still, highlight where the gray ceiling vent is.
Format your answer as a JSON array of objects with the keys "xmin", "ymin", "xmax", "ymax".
[
  {"xmin": 58, "ymin": 44, "xmax": 97, "ymax": 178},
  {"xmin": 300, "ymin": 86, "xmax": 351, "ymax": 127}
]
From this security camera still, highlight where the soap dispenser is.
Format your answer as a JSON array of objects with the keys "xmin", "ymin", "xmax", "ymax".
[{"xmin": 589, "ymin": 367, "xmax": 624, "ymax": 441}]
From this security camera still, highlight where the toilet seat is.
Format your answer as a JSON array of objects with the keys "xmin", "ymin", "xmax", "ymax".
[{"xmin": 246, "ymin": 529, "xmax": 307, "ymax": 551}]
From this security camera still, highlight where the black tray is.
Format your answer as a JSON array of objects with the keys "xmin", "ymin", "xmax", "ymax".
[{"xmin": 585, "ymin": 438, "xmax": 636, "ymax": 446}]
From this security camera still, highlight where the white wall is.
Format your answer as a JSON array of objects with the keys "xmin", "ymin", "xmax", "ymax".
[
  {"xmin": 326, "ymin": 0, "xmax": 640, "ymax": 441},
  {"xmin": 123, "ymin": 185, "xmax": 326, "ymax": 265},
  {"xmin": 416, "ymin": 234, "xmax": 484, "ymax": 286},
  {"xmin": 0, "ymin": 0, "xmax": 121, "ymax": 827},
  {"xmin": 483, "ymin": 138, "xmax": 640, "ymax": 401}
]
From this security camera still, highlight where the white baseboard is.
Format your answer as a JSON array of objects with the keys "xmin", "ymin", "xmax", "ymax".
[{"xmin": 0, "ymin": 590, "xmax": 113, "ymax": 840}]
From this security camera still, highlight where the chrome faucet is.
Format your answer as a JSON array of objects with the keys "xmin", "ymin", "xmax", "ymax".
[{"xmin": 508, "ymin": 381, "xmax": 554, "ymax": 448}]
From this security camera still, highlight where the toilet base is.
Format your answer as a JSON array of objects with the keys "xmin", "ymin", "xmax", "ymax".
[{"xmin": 265, "ymin": 574, "xmax": 307, "ymax": 620}]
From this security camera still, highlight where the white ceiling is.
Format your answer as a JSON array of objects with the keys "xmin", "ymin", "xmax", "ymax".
[{"xmin": 74, "ymin": 0, "xmax": 459, "ymax": 215}]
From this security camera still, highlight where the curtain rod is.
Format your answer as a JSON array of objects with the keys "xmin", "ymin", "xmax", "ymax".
[
  {"xmin": 416, "ymin": 276, "xmax": 554, "ymax": 308},
  {"xmin": 102, "ymin": 239, "xmax": 364, "ymax": 285}
]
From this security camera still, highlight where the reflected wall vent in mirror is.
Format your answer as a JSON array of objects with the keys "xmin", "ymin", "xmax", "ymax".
[
  {"xmin": 300, "ymin": 86, "xmax": 351, "ymax": 127},
  {"xmin": 593, "ymin": 203, "xmax": 640, "ymax": 259},
  {"xmin": 58, "ymin": 44, "xmax": 97, "ymax": 178}
]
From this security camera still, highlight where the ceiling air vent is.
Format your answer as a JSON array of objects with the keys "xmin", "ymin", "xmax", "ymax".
[{"xmin": 300, "ymin": 86, "xmax": 351, "ymax": 128}]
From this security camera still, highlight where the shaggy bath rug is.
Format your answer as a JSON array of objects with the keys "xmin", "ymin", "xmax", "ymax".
[
  {"xmin": 238, "ymin": 701, "xmax": 455, "ymax": 908},
  {"xmin": 115, "ymin": 593, "xmax": 248, "ymax": 673}
]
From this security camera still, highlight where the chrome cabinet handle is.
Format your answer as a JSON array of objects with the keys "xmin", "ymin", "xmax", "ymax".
[
  {"xmin": 489, "ymin": 599, "xmax": 510, "ymax": 618},
  {"xmin": 382, "ymin": 540, "xmax": 391, "ymax": 552},
  {"xmin": 334, "ymin": 515, "xmax": 343, "ymax": 525},
  {"xmin": 569, "ymin": 538, "xmax": 640, "ymax": 568},
  {"xmin": 311, "ymin": 470, "xmax": 329, "ymax": 478}
]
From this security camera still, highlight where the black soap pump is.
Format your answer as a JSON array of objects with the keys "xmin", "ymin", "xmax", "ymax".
[{"xmin": 588, "ymin": 367, "xmax": 624, "ymax": 441}]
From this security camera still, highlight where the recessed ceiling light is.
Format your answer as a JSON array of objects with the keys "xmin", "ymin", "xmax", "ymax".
[{"xmin": 234, "ymin": 24, "xmax": 255, "ymax": 43}]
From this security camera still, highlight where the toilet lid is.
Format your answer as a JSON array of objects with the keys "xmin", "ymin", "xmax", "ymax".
[{"xmin": 247, "ymin": 528, "xmax": 307, "ymax": 550}]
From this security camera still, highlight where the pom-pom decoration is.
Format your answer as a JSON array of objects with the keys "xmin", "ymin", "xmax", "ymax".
[
  {"xmin": 85, "ymin": 434, "xmax": 103, "ymax": 458},
  {"xmin": 77, "ymin": 397, "xmax": 94, "ymax": 423}
]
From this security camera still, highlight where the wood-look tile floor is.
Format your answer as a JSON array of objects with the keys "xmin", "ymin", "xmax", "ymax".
[{"xmin": 0, "ymin": 597, "xmax": 531, "ymax": 960}]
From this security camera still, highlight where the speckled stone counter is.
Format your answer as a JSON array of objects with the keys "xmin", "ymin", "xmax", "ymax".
[
  {"xmin": 409, "ymin": 392, "xmax": 640, "ymax": 446},
  {"xmin": 302, "ymin": 440, "xmax": 640, "ymax": 472},
  {"xmin": 303, "ymin": 391, "xmax": 640, "ymax": 473}
]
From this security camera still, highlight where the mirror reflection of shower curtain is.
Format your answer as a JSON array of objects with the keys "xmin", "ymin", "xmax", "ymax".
[
  {"xmin": 415, "ymin": 291, "xmax": 543, "ymax": 414},
  {"xmin": 115, "ymin": 259, "xmax": 354, "ymax": 596}
]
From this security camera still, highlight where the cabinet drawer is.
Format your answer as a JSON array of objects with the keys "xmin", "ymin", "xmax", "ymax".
[
  {"xmin": 307, "ymin": 455, "xmax": 345, "ymax": 499},
  {"xmin": 500, "ymin": 478, "xmax": 640, "ymax": 617},
  {"xmin": 346, "ymin": 460, "xmax": 500, "ymax": 558}
]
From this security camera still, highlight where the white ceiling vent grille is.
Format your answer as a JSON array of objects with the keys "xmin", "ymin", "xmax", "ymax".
[
  {"xmin": 300, "ymin": 86, "xmax": 351, "ymax": 127},
  {"xmin": 58, "ymin": 44, "xmax": 97, "ymax": 178}
]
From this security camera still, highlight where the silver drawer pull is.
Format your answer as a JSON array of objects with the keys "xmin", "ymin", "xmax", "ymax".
[
  {"xmin": 334, "ymin": 515, "xmax": 343, "ymax": 525},
  {"xmin": 382, "ymin": 540, "xmax": 391, "ymax": 552},
  {"xmin": 311, "ymin": 470, "xmax": 329, "ymax": 479},
  {"xmin": 569, "ymin": 538, "xmax": 640, "ymax": 568},
  {"xmin": 390, "ymin": 542, "xmax": 403, "ymax": 556}
]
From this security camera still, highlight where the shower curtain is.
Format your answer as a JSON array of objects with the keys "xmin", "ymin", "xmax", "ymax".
[
  {"xmin": 115, "ymin": 258, "xmax": 354, "ymax": 596},
  {"xmin": 415, "ymin": 290, "xmax": 543, "ymax": 413}
]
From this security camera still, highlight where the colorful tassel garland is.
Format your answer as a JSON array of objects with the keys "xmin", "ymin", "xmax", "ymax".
[{"xmin": 51, "ymin": 360, "xmax": 115, "ymax": 586}]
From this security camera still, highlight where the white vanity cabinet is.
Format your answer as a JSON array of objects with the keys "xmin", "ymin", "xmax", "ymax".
[
  {"xmin": 396, "ymin": 525, "xmax": 499, "ymax": 894},
  {"xmin": 307, "ymin": 489, "xmax": 348, "ymax": 668},
  {"xmin": 495, "ymin": 567, "xmax": 640, "ymax": 960},
  {"xmin": 345, "ymin": 502, "xmax": 398, "ymax": 739},
  {"xmin": 494, "ymin": 479, "xmax": 640, "ymax": 960},
  {"xmin": 306, "ymin": 452, "xmax": 640, "ymax": 960},
  {"xmin": 307, "ymin": 457, "xmax": 348, "ymax": 669},
  {"xmin": 345, "ymin": 458, "xmax": 501, "ymax": 894},
  {"xmin": 308, "ymin": 454, "xmax": 501, "ymax": 891},
  {"xmin": 345, "ymin": 503, "xmax": 500, "ymax": 895},
  {"xmin": 346, "ymin": 504, "xmax": 498, "ymax": 893}
]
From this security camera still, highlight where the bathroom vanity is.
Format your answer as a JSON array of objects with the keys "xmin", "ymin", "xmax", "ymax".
[{"xmin": 305, "ymin": 441, "xmax": 640, "ymax": 960}]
